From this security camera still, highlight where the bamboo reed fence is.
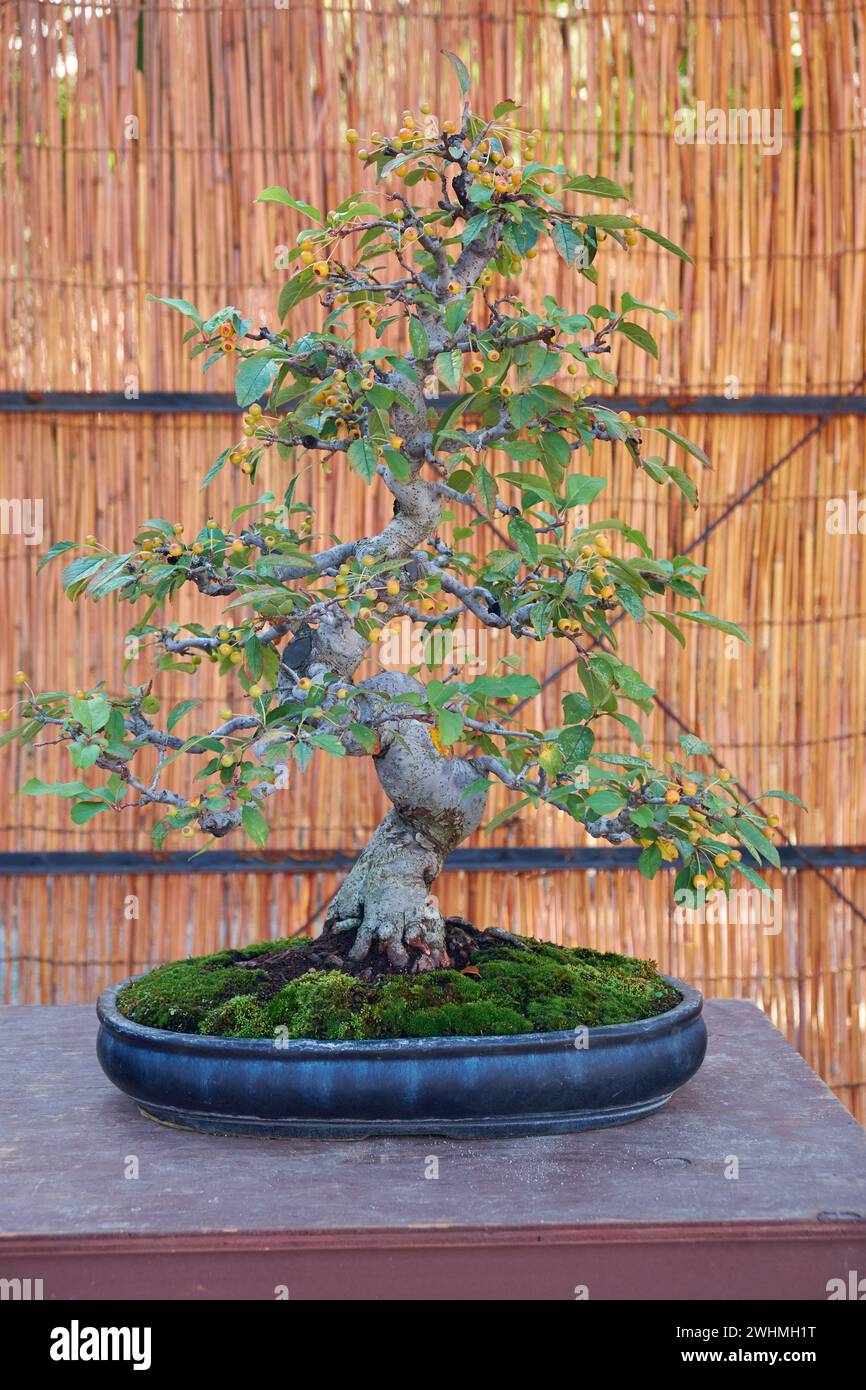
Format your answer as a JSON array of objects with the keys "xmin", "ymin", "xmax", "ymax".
[{"xmin": 1, "ymin": 1, "xmax": 864, "ymax": 1120}]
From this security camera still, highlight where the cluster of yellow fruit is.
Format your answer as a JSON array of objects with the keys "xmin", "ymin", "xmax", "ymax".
[
  {"xmin": 346, "ymin": 105, "xmax": 436, "ymax": 170},
  {"xmin": 617, "ymin": 410, "xmax": 647, "ymax": 429},
  {"xmin": 344, "ymin": 110, "xmax": 553, "ymax": 199},
  {"xmin": 230, "ymin": 403, "xmax": 275, "ymax": 475},
  {"xmin": 634, "ymin": 753, "xmax": 784, "ymax": 891},
  {"xmin": 578, "ymin": 531, "xmax": 617, "ymax": 604},
  {"xmin": 464, "ymin": 346, "xmax": 501, "ymax": 375},
  {"xmin": 0, "ymin": 671, "xmax": 28, "ymax": 718},
  {"xmin": 622, "ymin": 213, "xmax": 642, "ymax": 249},
  {"xmin": 131, "ymin": 521, "xmax": 255, "ymax": 579},
  {"xmin": 297, "ymin": 236, "xmax": 332, "ymax": 271},
  {"xmin": 216, "ymin": 321, "xmax": 238, "ymax": 355},
  {"xmin": 214, "ymin": 627, "xmax": 245, "ymax": 667},
  {"xmin": 295, "ymin": 676, "xmax": 356, "ymax": 704},
  {"xmin": 466, "ymin": 133, "xmax": 535, "ymax": 197},
  {"xmin": 323, "ymin": 560, "xmax": 451, "ymax": 636},
  {"xmin": 135, "ymin": 523, "xmax": 190, "ymax": 565},
  {"xmin": 310, "ymin": 371, "xmax": 366, "ymax": 440}
]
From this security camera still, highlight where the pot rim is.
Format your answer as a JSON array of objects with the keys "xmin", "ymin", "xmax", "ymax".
[{"xmin": 97, "ymin": 972, "xmax": 703, "ymax": 1062}]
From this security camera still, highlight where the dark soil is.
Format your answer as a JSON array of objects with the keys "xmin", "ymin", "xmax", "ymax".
[{"xmin": 233, "ymin": 917, "xmax": 524, "ymax": 989}]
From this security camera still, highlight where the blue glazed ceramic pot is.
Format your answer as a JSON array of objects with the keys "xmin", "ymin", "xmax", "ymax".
[{"xmin": 96, "ymin": 975, "xmax": 707, "ymax": 1139}]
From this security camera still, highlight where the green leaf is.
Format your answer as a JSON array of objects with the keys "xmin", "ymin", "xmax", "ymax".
[
  {"xmin": 435, "ymin": 349, "xmax": 463, "ymax": 392},
  {"xmin": 650, "ymin": 611, "xmax": 686, "ymax": 648},
  {"xmin": 235, "ymin": 355, "xmax": 278, "ymax": 408},
  {"xmin": 146, "ymin": 294, "xmax": 202, "ymax": 327},
  {"xmin": 22, "ymin": 777, "xmax": 98, "ymax": 799},
  {"xmin": 468, "ymin": 674, "xmax": 541, "ymax": 700},
  {"xmin": 437, "ymin": 709, "xmax": 464, "ymax": 746},
  {"xmin": 200, "ymin": 447, "xmax": 232, "ymax": 490},
  {"xmin": 433, "ymin": 391, "xmax": 480, "ymax": 442},
  {"xmin": 565, "ymin": 473, "xmax": 606, "ymax": 508},
  {"xmin": 442, "ymin": 49, "xmax": 471, "ymax": 96},
  {"xmin": 69, "ymin": 696, "xmax": 111, "ymax": 735},
  {"xmin": 485, "ymin": 796, "xmax": 533, "ymax": 833},
  {"xmin": 152, "ymin": 818, "xmax": 170, "ymax": 850},
  {"xmin": 408, "ymin": 317, "xmax": 430, "ymax": 359},
  {"xmin": 560, "ymin": 724, "xmax": 594, "ymax": 763},
  {"xmin": 69, "ymin": 743, "xmax": 100, "ymax": 770},
  {"xmin": 615, "ymin": 584, "xmax": 644, "ymax": 621},
  {"xmin": 587, "ymin": 790, "xmax": 623, "ymax": 815},
  {"xmin": 738, "ymin": 818, "xmax": 781, "ymax": 869},
  {"xmin": 242, "ymin": 803, "xmax": 270, "ymax": 848},
  {"xmin": 382, "ymin": 446, "xmax": 411, "ymax": 482},
  {"xmin": 37, "ymin": 540, "xmax": 77, "ymax": 573},
  {"xmin": 637, "ymin": 225, "xmax": 693, "ymax": 263},
  {"xmin": 255, "ymin": 187, "xmax": 322, "ymax": 222},
  {"xmin": 564, "ymin": 175, "xmax": 627, "ymax": 200},
  {"xmin": 349, "ymin": 722, "xmax": 379, "ymax": 754},
  {"xmin": 579, "ymin": 662, "xmax": 612, "ymax": 709},
  {"xmin": 539, "ymin": 430, "xmax": 570, "ymax": 481},
  {"xmin": 347, "ymin": 438, "xmax": 378, "ymax": 484},
  {"xmin": 621, "ymin": 291, "xmax": 677, "ymax": 320},
  {"xmin": 508, "ymin": 516, "xmax": 539, "ymax": 566},
  {"xmin": 679, "ymin": 733, "xmax": 712, "ymax": 756},
  {"xmin": 425, "ymin": 680, "xmax": 450, "ymax": 709},
  {"xmin": 278, "ymin": 268, "xmax": 318, "ymax": 319},
  {"xmin": 292, "ymin": 743, "xmax": 314, "ymax": 773},
  {"xmin": 666, "ymin": 465, "xmax": 698, "ymax": 507},
  {"xmin": 653, "ymin": 425, "xmax": 710, "ymax": 468},
  {"xmin": 562, "ymin": 692, "xmax": 592, "ymax": 723},
  {"xmin": 756, "ymin": 790, "xmax": 806, "ymax": 808},
  {"xmin": 61, "ymin": 554, "xmax": 106, "ymax": 595},
  {"xmin": 616, "ymin": 321, "xmax": 659, "ymax": 360},
  {"xmin": 508, "ymin": 395, "xmax": 536, "ymax": 430},
  {"xmin": 734, "ymin": 860, "xmax": 775, "ymax": 897},
  {"xmin": 167, "ymin": 699, "xmax": 200, "ymax": 734},
  {"xmin": 638, "ymin": 844, "xmax": 663, "ymax": 879},
  {"xmin": 498, "ymin": 472, "xmax": 558, "ymax": 503},
  {"xmin": 445, "ymin": 299, "xmax": 471, "ymax": 335},
  {"xmin": 550, "ymin": 220, "xmax": 582, "ymax": 266},
  {"xmin": 615, "ymin": 666, "xmax": 655, "ymax": 702},
  {"xmin": 461, "ymin": 212, "xmax": 489, "ymax": 247},
  {"xmin": 70, "ymin": 799, "xmax": 108, "ymax": 825},
  {"xmin": 475, "ymin": 465, "xmax": 498, "ymax": 518},
  {"xmin": 578, "ymin": 213, "xmax": 635, "ymax": 229},
  {"xmin": 677, "ymin": 611, "xmax": 750, "ymax": 643},
  {"xmin": 309, "ymin": 732, "xmax": 346, "ymax": 757}
]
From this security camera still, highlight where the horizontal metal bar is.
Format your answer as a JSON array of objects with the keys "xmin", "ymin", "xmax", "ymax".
[
  {"xmin": 0, "ymin": 845, "xmax": 862, "ymax": 877},
  {"xmin": 1, "ymin": 391, "xmax": 864, "ymax": 416},
  {"xmin": 0, "ymin": 392, "xmax": 241, "ymax": 414}
]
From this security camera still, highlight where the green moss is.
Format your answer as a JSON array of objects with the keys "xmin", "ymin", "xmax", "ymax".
[
  {"xmin": 200, "ymin": 994, "xmax": 272, "ymax": 1038},
  {"xmin": 117, "ymin": 959, "xmax": 268, "ymax": 1032},
  {"xmin": 267, "ymin": 972, "xmax": 370, "ymax": 1041},
  {"xmin": 405, "ymin": 1000, "xmax": 529, "ymax": 1037},
  {"xmin": 474, "ymin": 946, "xmax": 672, "ymax": 1028},
  {"xmin": 117, "ymin": 935, "xmax": 680, "ymax": 1040}
]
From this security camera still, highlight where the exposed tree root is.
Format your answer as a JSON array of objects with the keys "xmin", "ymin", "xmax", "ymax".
[{"xmin": 234, "ymin": 916, "xmax": 520, "ymax": 987}]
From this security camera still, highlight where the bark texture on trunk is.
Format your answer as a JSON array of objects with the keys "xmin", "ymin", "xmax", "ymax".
[{"xmin": 324, "ymin": 687, "xmax": 490, "ymax": 969}]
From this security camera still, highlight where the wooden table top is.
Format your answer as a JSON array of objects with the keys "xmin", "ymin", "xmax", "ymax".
[{"xmin": 2, "ymin": 998, "xmax": 865, "ymax": 1241}]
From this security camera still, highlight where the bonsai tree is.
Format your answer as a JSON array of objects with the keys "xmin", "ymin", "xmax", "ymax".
[{"xmin": 6, "ymin": 63, "xmax": 788, "ymax": 973}]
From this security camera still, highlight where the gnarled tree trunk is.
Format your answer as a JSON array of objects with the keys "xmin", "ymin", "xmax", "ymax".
[{"xmin": 323, "ymin": 711, "xmax": 490, "ymax": 969}]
